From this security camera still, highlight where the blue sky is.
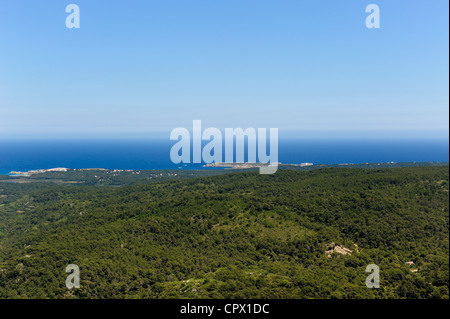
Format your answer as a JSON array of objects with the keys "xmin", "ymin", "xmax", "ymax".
[{"xmin": 0, "ymin": 0, "xmax": 448, "ymax": 139}]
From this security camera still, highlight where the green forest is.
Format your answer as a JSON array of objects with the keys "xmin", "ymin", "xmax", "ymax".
[{"xmin": 0, "ymin": 166, "xmax": 448, "ymax": 299}]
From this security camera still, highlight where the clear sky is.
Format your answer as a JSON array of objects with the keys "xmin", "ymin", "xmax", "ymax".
[{"xmin": 0, "ymin": 0, "xmax": 448, "ymax": 139}]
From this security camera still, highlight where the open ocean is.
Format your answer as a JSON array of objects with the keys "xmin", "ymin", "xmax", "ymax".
[{"xmin": 0, "ymin": 139, "xmax": 448, "ymax": 175}]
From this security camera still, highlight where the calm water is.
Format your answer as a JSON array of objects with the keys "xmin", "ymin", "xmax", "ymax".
[{"xmin": 0, "ymin": 139, "xmax": 448, "ymax": 175}]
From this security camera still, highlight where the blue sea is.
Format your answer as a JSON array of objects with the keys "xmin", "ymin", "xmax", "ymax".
[{"xmin": 0, "ymin": 139, "xmax": 448, "ymax": 175}]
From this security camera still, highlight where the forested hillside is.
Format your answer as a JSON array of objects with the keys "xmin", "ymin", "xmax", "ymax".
[{"xmin": 0, "ymin": 166, "xmax": 448, "ymax": 299}]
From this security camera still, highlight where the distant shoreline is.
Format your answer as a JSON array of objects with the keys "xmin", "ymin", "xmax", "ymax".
[{"xmin": 3, "ymin": 161, "xmax": 449, "ymax": 177}]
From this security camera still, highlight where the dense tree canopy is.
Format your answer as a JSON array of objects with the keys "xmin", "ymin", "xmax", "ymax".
[{"xmin": 0, "ymin": 166, "xmax": 448, "ymax": 299}]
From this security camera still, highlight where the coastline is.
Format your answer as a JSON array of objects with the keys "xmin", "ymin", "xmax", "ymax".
[{"xmin": 2, "ymin": 161, "xmax": 449, "ymax": 178}]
